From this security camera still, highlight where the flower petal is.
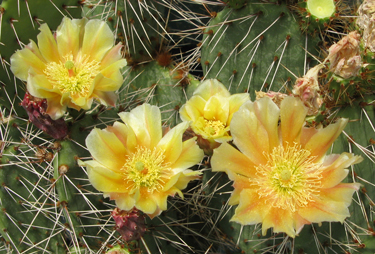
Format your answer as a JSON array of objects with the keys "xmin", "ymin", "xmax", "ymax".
[
  {"xmin": 82, "ymin": 160, "xmax": 127, "ymax": 193},
  {"xmin": 193, "ymin": 79, "xmax": 230, "ymax": 100},
  {"xmin": 203, "ymin": 95, "xmax": 229, "ymax": 123},
  {"xmin": 157, "ymin": 121, "xmax": 189, "ymax": 165},
  {"xmin": 179, "ymin": 95, "xmax": 206, "ymax": 122},
  {"xmin": 37, "ymin": 23, "xmax": 60, "ymax": 63},
  {"xmin": 100, "ymin": 43, "xmax": 126, "ymax": 67},
  {"xmin": 280, "ymin": 96, "xmax": 308, "ymax": 146},
  {"xmin": 231, "ymin": 188, "xmax": 268, "ymax": 225},
  {"xmin": 227, "ymin": 93, "xmax": 250, "ymax": 125},
  {"xmin": 134, "ymin": 188, "xmax": 158, "ymax": 214},
  {"xmin": 81, "ymin": 19, "xmax": 114, "ymax": 61},
  {"xmin": 320, "ymin": 153, "xmax": 363, "ymax": 188},
  {"xmin": 108, "ymin": 193, "xmax": 135, "ymax": 211},
  {"xmin": 86, "ymin": 128, "xmax": 128, "ymax": 171},
  {"xmin": 56, "ymin": 17, "xmax": 82, "ymax": 58},
  {"xmin": 231, "ymin": 100, "xmax": 270, "ymax": 165},
  {"xmin": 212, "ymin": 142, "xmax": 257, "ymax": 179},
  {"xmin": 106, "ymin": 121, "xmax": 137, "ymax": 154},
  {"xmin": 119, "ymin": 104, "xmax": 162, "ymax": 149},
  {"xmin": 262, "ymin": 207, "xmax": 296, "ymax": 237},
  {"xmin": 170, "ymin": 137, "xmax": 204, "ymax": 172},
  {"xmin": 304, "ymin": 118, "xmax": 348, "ymax": 161},
  {"xmin": 10, "ymin": 41, "xmax": 46, "ymax": 81}
]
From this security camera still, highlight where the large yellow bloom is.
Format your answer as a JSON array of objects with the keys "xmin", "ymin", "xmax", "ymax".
[
  {"xmin": 179, "ymin": 79, "xmax": 249, "ymax": 153},
  {"xmin": 211, "ymin": 96, "xmax": 362, "ymax": 238},
  {"xmin": 79, "ymin": 104, "xmax": 204, "ymax": 218},
  {"xmin": 10, "ymin": 17, "xmax": 127, "ymax": 120}
]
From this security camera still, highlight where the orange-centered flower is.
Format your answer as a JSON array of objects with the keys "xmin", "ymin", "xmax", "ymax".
[
  {"xmin": 10, "ymin": 17, "xmax": 127, "ymax": 120},
  {"xmin": 79, "ymin": 104, "xmax": 204, "ymax": 218},
  {"xmin": 211, "ymin": 96, "xmax": 362, "ymax": 238}
]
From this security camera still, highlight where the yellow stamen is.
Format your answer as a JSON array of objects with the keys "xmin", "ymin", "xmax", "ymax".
[
  {"xmin": 253, "ymin": 144, "xmax": 322, "ymax": 212},
  {"xmin": 122, "ymin": 146, "xmax": 171, "ymax": 192},
  {"xmin": 44, "ymin": 54, "xmax": 100, "ymax": 97}
]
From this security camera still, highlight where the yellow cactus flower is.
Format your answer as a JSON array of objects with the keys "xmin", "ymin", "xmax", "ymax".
[
  {"xmin": 79, "ymin": 104, "xmax": 204, "ymax": 218},
  {"xmin": 211, "ymin": 96, "xmax": 362, "ymax": 238},
  {"xmin": 10, "ymin": 17, "xmax": 127, "ymax": 120},
  {"xmin": 179, "ymin": 79, "xmax": 249, "ymax": 154}
]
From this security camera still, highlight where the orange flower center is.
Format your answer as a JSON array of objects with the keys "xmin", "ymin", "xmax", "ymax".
[
  {"xmin": 122, "ymin": 146, "xmax": 171, "ymax": 192},
  {"xmin": 44, "ymin": 54, "xmax": 100, "ymax": 97},
  {"xmin": 254, "ymin": 144, "xmax": 322, "ymax": 212}
]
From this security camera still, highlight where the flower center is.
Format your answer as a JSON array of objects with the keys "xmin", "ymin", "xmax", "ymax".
[
  {"xmin": 193, "ymin": 116, "xmax": 228, "ymax": 139},
  {"xmin": 44, "ymin": 54, "xmax": 100, "ymax": 97},
  {"xmin": 122, "ymin": 146, "xmax": 171, "ymax": 192},
  {"xmin": 253, "ymin": 144, "xmax": 322, "ymax": 212}
]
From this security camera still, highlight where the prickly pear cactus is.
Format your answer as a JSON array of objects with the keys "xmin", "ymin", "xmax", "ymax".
[{"xmin": 1, "ymin": 0, "xmax": 375, "ymax": 253}]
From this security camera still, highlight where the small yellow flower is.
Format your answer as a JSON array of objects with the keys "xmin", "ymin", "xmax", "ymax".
[
  {"xmin": 211, "ymin": 96, "xmax": 362, "ymax": 238},
  {"xmin": 79, "ymin": 104, "xmax": 204, "ymax": 218},
  {"xmin": 179, "ymin": 79, "xmax": 249, "ymax": 153},
  {"xmin": 11, "ymin": 17, "xmax": 127, "ymax": 120}
]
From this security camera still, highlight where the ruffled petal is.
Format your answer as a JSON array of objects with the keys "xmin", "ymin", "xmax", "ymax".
[
  {"xmin": 82, "ymin": 160, "xmax": 127, "ymax": 193},
  {"xmin": 320, "ymin": 153, "xmax": 363, "ymax": 188},
  {"xmin": 170, "ymin": 137, "xmax": 204, "ymax": 172},
  {"xmin": 81, "ymin": 19, "xmax": 114, "ymax": 62},
  {"xmin": 203, "ymin": 95, "xmax": 229, "ymax": 123},
  {"xmin": 45, "ymin": 96, "xmax": 66, "ymax": 120},
  {"xmin": 10, "ymin": 42, "xmax": 46, "ymax": 80},
  {"xmin": 85, "ymin": 128, "xmax": 128, "ymax": 171},
  {"xmin": 298, "ymin": 192, "xmax": 353, "ymax": 223},
  {"xmin": 227, "ymin": 93, "xmax": 250, "ymax": 125},
  {"xmin": 211, "ymin": 142, "xmax": 257, "ymax": 179},
  {"xmin": 280, "ymin": 96, "xmax": 308, "ymax": 146},
  {"xmin": 173, "ymin": 170, "xmax": 201, "ymax": 191},
  {"xmin": 194, "ymin": 79, "xmax": 230, "ymax": 100},
  {"xmin": 37, "ymin": 23, "xmax": 60, "ymax": 63},
  {"xmin": 100, "ymin": 43, "xmax": 126, "ymax": 68},
  {"xmin": 119, "ymin": 104, "xmax": 162, "ymax": 149},
  {"xmin": 304, "ymin": 118, "xmax": 348, "ymax": 161},
  {"xmin": 179, "ymin": 95, "xmax": 206, "ymax": 122},
  {"xmin": 56, "ymin": 17, "xmax": 81, "ymax": 58},
  {"xmin": 230, "ymin": 100, "xmax": 269, "ymax": 165},
  {"xmin": 27, "ymin": 73, "xmax": 56, "ymax": 98},
  {"xmin": 231, "ymin": 188, "xmax": 268, "ymax": 225},
  {"xmin": 321, "ymin": 183, "xmax": 360, "ymax": 206},
  {"xmin": 134, "ymin": 188, "xmax": 158, "ymax": 214},
  {"xmin": 157, "ymin": 121, "xmax": 188, "ymax": 165},
  {"xmin": 262, "ymin": 207, "xmax": 296, "ymax": 237},
  {"xmin": 229, "ymin": 174, "xmax": 252, "ymax": 205},
  {"xmin": 108, "ymin": 193, "xmax": 135, "ymax": 211},
  {"xmin": 106, "ymin": 121, "xmax": 137, "ymax": 155}
]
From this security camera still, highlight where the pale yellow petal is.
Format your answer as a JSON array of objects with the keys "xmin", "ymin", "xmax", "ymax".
[
  {"xmin": 320, "ymin": 153, "xmax": 363, "ymax": 188},
  {"xmin": 157, "ymin": 121, "xmax": 189, "ymax": 165},
  {"xmin": 321, "ymin": 183, "xmax": 360, "ymax": 206},
  {"xmin": 37, "ymin": 23, "xmax": 60, "ymax": 63},
  {"xmin": 27, "ymin": 73, "xmax": 56, "ymax": 98},
  {"xmin": 106, "ymin": 121, "xmax": 137, "ymax": 155},
  {"xmin": 298, "ymin": 194, "xmax": 352, "ymax": 223},
  {"xmin": 203, "ymin": 95, "xmax": 229, "ymax": 123},
  {"xmin": 83, "ymin": 160, "xmax": 126, "ymax": 193},
  {"xmin": 262, "ymin": 207, "xmax": 296, "ymax": 237},
  {"xmin": 170, "ymin": 137, "xmax": 204, "ymax": 172},
  {"xmin": 56, "ymin": 17, "xmax": 80, "ymax": 58},
  {"xmin": 100, "ymin": 59, "xmax": 127, "ymax": 84},
  {"xmin": 134, "ymin": 188, "xmax": 158, "ymax": 214},
  {"xmin": 231, "ymin": 188, "xmax": 268, "ymax": 225},
  {"xmin": 10, "ymin": 42, "xmax": 46, "ymax": 80},
  {"xmin": 45, "ymin": 96, "xmax": 66, "ymax": 120},
  {"xmin": 86, "ymin": 128, "xmax": 127, "ymax": 171},
  {"xmin": 304, "ymin": 118, "xmax": 348, "ymax": 161},
  {"xmin": 92, "ymin": 91, "xmax": 117, "ymax": 107},
  {"xmin": 179, "ymin": 96, "xmax": 207, "ymax": 122},
  {"xmin": 81, "ymin": 19, "xmax": 114, "ymax": 61},
  {"xmin": 227, "ymin": 93, "xmax": 250, "ymax": 125},
  {"xmin": 280, "ymin": 96, "xmax": 308, "ymax": 146},
  {"xmin": 173, "ymin": 170, "xmax": 201, "ymax": 191},
  {"xmin": 211, "ymin": 142, "xmax": 257, "ymax": 179},
  {"xmin": 108, "ymin": 193, "xmax": 135, "ymax": 211},
  {"xmin": 119, "ymin": 104, "xmax": 162, "ymax": 149},
  {"xmin": 229, "ymin": 174, "xmax": 253, "ymax": 205},
  {"xmin": 230, "ymin": 100, "xmax": 269, "ymax": 165},
  {"xmin": 194, "ymin": 79, "xmax": 230, "ymax": 100},
  {"xmin": 100, "ymin": 43, "xmax": 126, "ymax": 67}
]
